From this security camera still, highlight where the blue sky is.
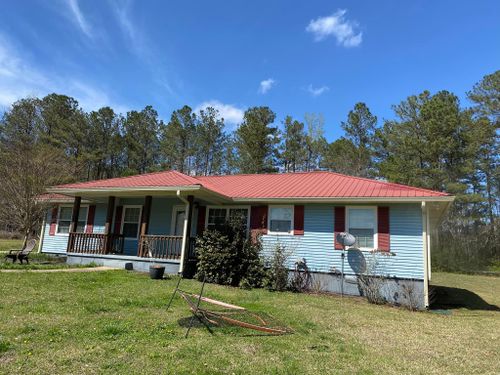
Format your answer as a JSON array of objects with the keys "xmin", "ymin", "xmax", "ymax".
[{"xmin": 0, "ymin": 1, "xmax": 498, "ymax": 141}]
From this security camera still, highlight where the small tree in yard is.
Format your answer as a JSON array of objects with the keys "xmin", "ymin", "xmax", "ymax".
[
  {"xmin": 0, "ymin": 99, "xmax": 73, "ymax": 245},
  {"xmin": 357, "ymin": 253, "xmax": 389, "ymax": 305},
  {"xmin": 265, "ymin": 243, "xmax": 291, "ymax": 292},
  {"xmin": 0, "ymin": 146, "xmax": 70, "ymax": 245},
  {"xmin": 195, "ymin": 219, "xmax": 265, "ymax": 288}
]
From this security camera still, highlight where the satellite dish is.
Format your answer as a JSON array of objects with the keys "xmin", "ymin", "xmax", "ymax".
[
  {"xmin": 336, "ymin": 232, "xmax": 356, "ymax": 247},
  {"xmin": 336, "ymin": 232, "xmax": 356, "ymax": 299}
]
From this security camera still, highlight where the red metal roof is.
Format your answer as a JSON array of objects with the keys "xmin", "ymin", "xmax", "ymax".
[
  {"xmin": 55, "ymin": 170, "xmax": 202, "ymax": 189},
  {"xmin": 196, "ymin": 171, "xmax": 449, "ymax": 198},
  {"xmin": 51, "ymin": 170, "xmax": 449, "ymax": 199}
]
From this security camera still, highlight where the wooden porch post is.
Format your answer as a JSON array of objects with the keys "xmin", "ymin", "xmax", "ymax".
[
  {"xmin": 69, "ymin": 196, "xmax": 81, "ymax": 233},
  {"xmin": 185, "ymin": 195, "xmax": 194, "ymax": 246},
  {"xmin": 139, "ymin": 195, "xmax": 152, "ymax": 257},
  {"xmin": 67, "ymin": 196, "xmax": 81, "ymax": 252},
  {"xmin": 104, "ymin": 196, "xmax": 115, "ymax": 253}
]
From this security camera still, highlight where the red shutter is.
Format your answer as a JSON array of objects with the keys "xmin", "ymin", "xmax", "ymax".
[
  {"xmin": 114, "ymin": 206, "xmax": 123, "ymax": 234},
  {"xmin": 197, "ymin": 206, "xmax": 206, "ymax": 236},
  {"xmin": 49, "ymin": 206, "xmax": 58, "ymax": 236},
  {"xmin": 85, "ymin": 205, "xmax": 96, "ymax": 233},
  {"xmin": 294, "ymin": 205, "xmax": 304, "ymax": 235},
  {"xmin": 250, "ymin": 205, "xmax": 268, "ymax": 240},
  {"xmin": 377, "ymin": 206, "xmax": 390, "ymax": 251},
  {"xmin": 334, "ymin": 206, "xmax": 345, "ymax": 250}
]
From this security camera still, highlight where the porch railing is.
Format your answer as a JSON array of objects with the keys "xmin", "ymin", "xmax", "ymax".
[
  {"xmin": 68, "ymin": 232, "xmax": 124, "ymax": 255},
  {"xmin": 139, "ymin": 235, "xmax": 183, "ymax": 260},
  {"xmin": 68, "ymin": 232, "xmax": 196, "ymax": 260}
]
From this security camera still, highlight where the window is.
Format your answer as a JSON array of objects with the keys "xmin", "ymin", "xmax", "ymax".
[
  {"xmin": 57, "ymin": 206, "xmax": 88, "ymax": 234},
  {"xmin": 121, "ymin": 206, "xmax": 142, "ymax": 239},
  {"xmin": 348, "ymin": 207, "xmax": 376, "ymax": 249},
  {"xmin": 206, "ymin": 207, "xmax": 249, "ymax": 231},
  {"xmin": 228, "ymin": 208, "xmax": 249, "ymax": 227},
  {"xmin": 269, "ymin": 206, "xmax": 293, "ymax": 234},
  {"xmin": 207, "ymin": 208, "xmax": 227, "ymax": 230}
]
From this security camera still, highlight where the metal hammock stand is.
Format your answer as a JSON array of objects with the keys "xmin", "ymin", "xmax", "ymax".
[{"xmin": 166, "ymin": 276, "xmax": 293, "ymax": 338}]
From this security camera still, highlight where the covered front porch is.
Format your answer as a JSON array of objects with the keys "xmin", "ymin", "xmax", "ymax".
[{"xmin": 47, "ymin": 185, "xmax": 229, "ymax": 269}]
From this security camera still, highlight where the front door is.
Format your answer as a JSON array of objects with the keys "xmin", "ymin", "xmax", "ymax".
[{"xmin": 172, "ymin": 208, "xmax": 185, "ymax": 236}]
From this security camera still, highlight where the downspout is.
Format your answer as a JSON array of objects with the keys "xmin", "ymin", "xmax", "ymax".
[
  {"xmin": 427, "ymin": 207, "xmax": 431, "ymax": 281},
  {"xmin": 421, "ymin": 201, "xmax": 429, "ymax": 309},
  {"xmin": 177, "ymin": 190, "xmax": 190, "ymax": 275},
  {"xmin": 37, "ymin": 216, "xmax": 46, "ymax": 253}
]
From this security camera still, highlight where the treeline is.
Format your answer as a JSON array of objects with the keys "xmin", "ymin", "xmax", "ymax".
[{"xmin": 0, "ymin": 71, "xmax": 498, "ymax": 271}]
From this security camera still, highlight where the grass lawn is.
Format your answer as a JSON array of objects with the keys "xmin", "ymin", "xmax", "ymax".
[
  {"xmin": 0, "ymin": 272, "xmax": 498, "ymax": 374},
  {"xmin": 0, "ymin": 239, "xmax": 99, "ymax": 270},
  {"xmin": 0, "ymin": 238, "xmax": 24, "ymax": 253}
]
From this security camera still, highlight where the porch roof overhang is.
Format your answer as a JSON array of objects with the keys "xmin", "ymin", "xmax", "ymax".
[{"xmin": 46, "ymin": 185, "xmax": 232, "ymax": 204}]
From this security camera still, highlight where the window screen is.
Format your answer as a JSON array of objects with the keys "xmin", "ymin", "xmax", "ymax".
[
  {"xmin": 122, "ymin": 207, "xmax": 141, "ymax": 238},
  {"xmin": 269, "ymin": 206, "xmax": 293, "ymax": 233},
  {"xmin": 348, "ymin": 208, "xmax": 375, "ymax": 248},
  {"xmin": 57, "ymin": 206, "xmax": 88, "ymax": 233},
  {"xmin": 207, "ymin": 208, "xmax": 227, "ymax": 231}
]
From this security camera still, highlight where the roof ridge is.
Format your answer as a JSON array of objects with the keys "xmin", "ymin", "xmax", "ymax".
[{"xmin": 195, "ymin": 170, "xmax": 330, "ymax": 179}]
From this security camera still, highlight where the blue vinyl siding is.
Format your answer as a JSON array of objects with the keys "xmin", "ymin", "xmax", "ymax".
[
  {"xmin": 262, "ymin": 204, "xmax": 424, "ymax": 280},
  {"xmin": 41, "ymin": 200, "xmax": 425, "ymax": 280},
  {"xmin": 41, "ymin": 209, "xmax": 69, "ymax": 253},
  {"xmin": 41, "ymin": 203, "xmax": 107, "ymax": 253}
]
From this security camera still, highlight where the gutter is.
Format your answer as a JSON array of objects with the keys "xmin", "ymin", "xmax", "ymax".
[
  {"xmin": 47, "ymin": 185, "xmax": 203, "ymax": 195},
  {"xmin": 230, "ymin": 196, "xmax": 455, "ymax": 204}
]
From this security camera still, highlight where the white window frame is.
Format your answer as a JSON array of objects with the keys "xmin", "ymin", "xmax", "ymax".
[
  {"xmin": 56, "ymin": 205, "xmax": 89, "ymax": 236},
  {"xmin": 121, "ymin": 205, "xmax": 143, "ymax": 240},
  {"xmin": 346, "ymin": 206, "xmax": 378, "ymax": 251},
  {"xmin": 268, "ymin": 205, "xmax": 294, "ymax": 235},
  {"xmin": 204, "ymin": 206, "xmax": 251, "ymax": 233},
  {"xmin": 170, "ymin": 205, "xmax": 186, "ymax": 236}
]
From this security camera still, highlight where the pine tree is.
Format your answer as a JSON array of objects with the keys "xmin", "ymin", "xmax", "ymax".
[
  {"xmin": 86, "ymin": 107, "xmax": 124, "ymax": 179},
  {"xmin": 280, "ymin": 116, "xmax": 307, "ymax": 172},
  {"xmin": 161, "ymin": 105, "xmax": 196, "ymax": 174},
  {"xmin": 193, "ymin": 107, "xmax": 226, "ymax": 175},
  {"xmin": 340, "ymin": 102, "xmax": 377, "ymax": 177},
  {"xmin": 234, "ymin": 107, "xmax": 278, "ymax": 173},
  {"xmin": 123, "ymin": 106, "xmax": 161, "ymax": 174}
]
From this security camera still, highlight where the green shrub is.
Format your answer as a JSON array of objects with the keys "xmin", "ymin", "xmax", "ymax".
[
  {"xmin": 264, "ymin": 243, "xmax": 290, "ymax": 292},
  {"xmin": 195, "ymin": 220, "xmax": 265, "ymax": 288}
]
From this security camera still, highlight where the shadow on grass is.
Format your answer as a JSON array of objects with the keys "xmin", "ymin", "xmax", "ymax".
[{"xmin": 430, "ymin": 285, "xmax": 500, "ymax": 311}]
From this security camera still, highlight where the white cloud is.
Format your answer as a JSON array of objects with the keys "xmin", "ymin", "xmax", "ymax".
[
  {"xmin": 0, "ymin": 35, "xmax": 129, "ymax": 113},
  {"xmin": 307, "ymin": 84, "xmax": 330, "ymax": 97},
  {"xmin": 195, "ymin": 100, "xmax": 244, "ymax": 127},
  {"xmin": 109, "ymin": 0, "xmax": 178, "ymax": 99},
  {"xmin": 65, "ymin": 0, "xmax": 93, "ymax": 38},
  {"xmin": 258, "ymin": 78, "xmax": 276, "ymax": 94},
  {"xmin": 306, "ymin": 9, "xmax": 362, "ymax": 47}
]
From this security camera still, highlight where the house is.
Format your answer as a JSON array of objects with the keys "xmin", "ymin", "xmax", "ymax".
[{"xmin": 39, "ymin": 170, "xmax": 454, "ymax": 309}]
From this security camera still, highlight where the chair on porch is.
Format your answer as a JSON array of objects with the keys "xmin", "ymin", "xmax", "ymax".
[{"xmin": 5, "ymin": 239, "xmax": 36, "ymax": 264}]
